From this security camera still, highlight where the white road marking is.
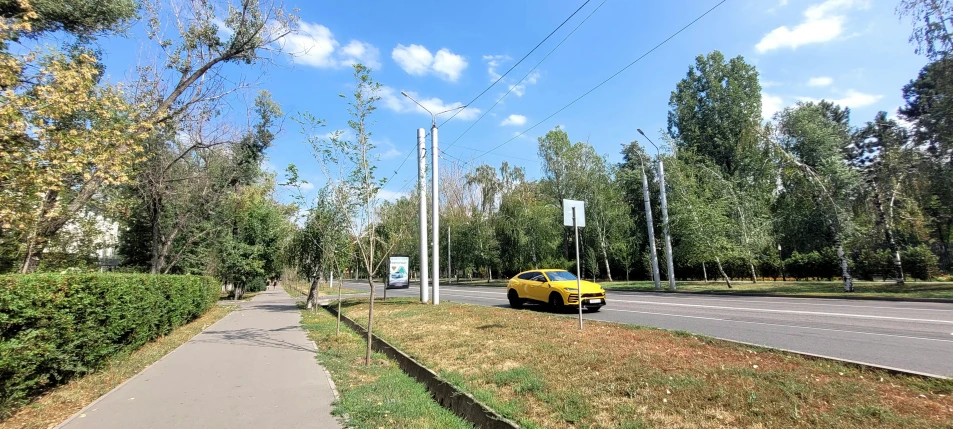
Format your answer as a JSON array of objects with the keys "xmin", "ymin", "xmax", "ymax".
[
  {"xmin": 345, "ymin": 283, "xmax": 953, "ymax": 324},
  {"xmin": 428, "ymin": 291, "xmax": 953, "ymax": 344},
  {"xmin": 599, "ymin": 308, "xmax": 953, "ymax": 344},
  {"xmin": 603, "ymin": 291, "xmax": 953, "ymax": 312},
  {"xmin": 604, "ymin": 299, "xmax": 953, "ymax": 324}
]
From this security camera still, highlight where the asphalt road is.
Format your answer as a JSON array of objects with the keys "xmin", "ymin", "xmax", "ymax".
[{"xmin": 343, "ymin": 281, "xmax": 953, "ymax": 377}]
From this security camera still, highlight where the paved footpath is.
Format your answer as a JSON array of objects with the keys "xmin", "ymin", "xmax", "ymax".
[{"xmin": 59, "ymin": 287, "xmax": 340, "ymax": 429}]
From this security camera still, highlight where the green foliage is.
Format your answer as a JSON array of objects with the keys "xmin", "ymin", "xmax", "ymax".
[
  {"xmin": 853, "ymin": 249, "xmax": 893, "ymax": 281},
  {"xmin": 0, "ymin": 0, "xmax": 138, "ymax": 39},
  {"xmin": 0, "ymin": 273, "xmax": 218, "ymax": 418},
  {"xmin": 902, "ymin": 245, "xmax": 940, "ymax": 280},
  {"xmin": 667, "ymin": 50, "xmax": 763, "ymax": 176}
]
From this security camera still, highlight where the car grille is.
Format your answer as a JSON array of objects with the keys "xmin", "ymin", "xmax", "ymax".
[{"xmin": 582, "ymin": 293, "xmax": 603, "ymax": 298}]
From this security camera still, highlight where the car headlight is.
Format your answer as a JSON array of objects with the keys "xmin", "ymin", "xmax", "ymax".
[{"xmin": 564, "ymin": 288, "xmax": 578, "ymax": 292}]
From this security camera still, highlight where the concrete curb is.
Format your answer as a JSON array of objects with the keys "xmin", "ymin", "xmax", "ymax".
[
  {"xmin": 324, "ymin": 305, "xmax": 520, "ymax": 429},
  {"xmin": 313, "ymin": 340, "xmax": 340, "ymax": 401}
]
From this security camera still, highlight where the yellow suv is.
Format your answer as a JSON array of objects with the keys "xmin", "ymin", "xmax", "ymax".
[{"xmin": 507, "ymin": 269, "xmax": 606, "ymax": 312}]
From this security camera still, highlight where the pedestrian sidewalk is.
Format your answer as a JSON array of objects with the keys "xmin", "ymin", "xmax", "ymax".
[{"xmin": 58, "ymin": 287, "xmax": 340, "ymax": 429}]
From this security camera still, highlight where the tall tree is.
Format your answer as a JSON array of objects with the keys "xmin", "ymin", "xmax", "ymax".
[
  {"xmin": 897, "ymin": 0, "xmax": 953, "ymax": 59},
  {"xmin": 851, "ymin": 112, "xmax": 918, "ymax": 284},
  {"xmin": 667, "ymin": 50, "xmax": 763, "ymax": 176}
]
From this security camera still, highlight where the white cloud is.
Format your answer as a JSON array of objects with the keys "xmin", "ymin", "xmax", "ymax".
[
  {"xmin": 483, "ymin": 54, "xmax": 510, "ymax": 81},
  {"xmin": 807, "ymin": 76, "xmax": 834, "ymax": 87},
  {"xmin": 376, "ymin": 138, "xmax": 402, "ymax": 160},
  {"xmin": 506, "ymin": 71, "xmax": 540, "ymax": 98},
  {"xmin": 500, "ymin": 114, "xmax": 527, "ymax": 127},
  {"xmin": 798, "ymin": 89, "xmax": 883, "ymax": 108},
  {"xmin": 298, "ymin": 181, "xmax": 315, "ymax": 191},
  {"xmin": 392, "ymin": 44, "xmax": 467, "ymax": 82},
  {"xmin": 433, "ymin": 49, "xmax": 468, "ymax": 81},
  {"xmin": 755, "ymin": 0, "xmax": 868, "ymax": 53},
  {"xmin": 762, "ymin": 93, "xmax": 785, "ymax": 120},
  {"xmin": 392, "ymin": 44, "xmax": 433, "ymax": 76},
  {"xmin": 280, "ymin": 21, "xmax": 380, "ymax": 69},
  {"xmin": 377, "ymin": 86, "xmax": 481, "ymax": 120}
]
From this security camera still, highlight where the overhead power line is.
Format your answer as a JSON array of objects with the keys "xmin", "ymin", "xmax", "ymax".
[
  {"xmin": 444, "ymin": 0, "xmax": 609, "ymax": 151},
  {"xmin": 464, "ymin": 0, "xmax": 729, "ymax": 165},
  {"xmin": 378, "ymin": 0, "xmax": 595, "ymax": 191},
  {"xmin": 438, "ymin": 0, "xmax": 594, "ymax": 126}
]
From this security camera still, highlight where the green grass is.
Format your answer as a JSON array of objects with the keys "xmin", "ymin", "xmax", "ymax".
[
  {"xmin": 283, "ymin": 280, "xmax": 361, "ymax": 299},
  {"xmin": 339, "ymin": 299, "xmax": 953, "ymax": 428},
  {"xmin": 601, "ymin": 280, "xmax": 953, "ymax": 299},
  {"xmin": 298, "ymin": 307, "xmax": 471, "ymax": 429}
]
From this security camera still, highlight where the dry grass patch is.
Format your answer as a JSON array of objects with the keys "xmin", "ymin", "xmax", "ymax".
[
  {"xmin": 340, "ymin": 299, "xmax": 953, "ymax": 429},
  {"xmin": 0, "ymin": 305, "xmax": 232, "ymax": 429}
]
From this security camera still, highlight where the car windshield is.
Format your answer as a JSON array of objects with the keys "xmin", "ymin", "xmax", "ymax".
[{"xmin": 545, "ymin": 271, "xmax": 577, "ymax": 281}]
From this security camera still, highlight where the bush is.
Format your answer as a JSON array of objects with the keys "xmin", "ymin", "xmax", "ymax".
[
  {"xmin": 902, "ymin": 245, "xmax": 940, "ymax": 281},
  {"xmin": 246, "ymin": 276, "xmax": 267, "ymax": 293},
  {"xmin": 0, "ymin": 273, "xmax": 219, "ymax": 418}
]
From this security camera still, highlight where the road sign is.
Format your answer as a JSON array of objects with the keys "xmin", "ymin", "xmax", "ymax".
[
  {"xmin": 387, "ymin": 256, "xmax": 410, "ymax": 289},
  {"xmin": 563, "ymin": 199, "xmax": 585, "ymax": 227}
]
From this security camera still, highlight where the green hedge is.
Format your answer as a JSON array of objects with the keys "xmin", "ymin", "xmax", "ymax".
[{"xmin": 0, "ymin": 273, "xmax": 219, "ymax": 418}]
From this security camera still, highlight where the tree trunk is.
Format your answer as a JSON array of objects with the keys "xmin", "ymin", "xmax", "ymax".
[
  {"xmin": 702, "ymin": 262, "xmax": 708, "ymax": 283},
  {"xmin": 715, "ymin": 256, "xmax": 732, "ymax": 289},
  {"xmin": 749, "ymin": 260, "xmax": 758, "ymax": 283},
  {"xmin": 835, "ymin": 237, "xmax": 854, "ymax": 292},
  {"xmin": 600, "ymin": 236, "xmax": 613, "ymax": 282},
  {"xmin": 149, "ymin": 196, "xmax": 163, "ymax": 274},
  {"xmin": 306, "ymin": 277, "xmax": 319, "ymax": 310},
  {"xmin": 872, "ymin": 191, "xmax": 905, "ymax": 285},
  {"xmin": 365, "ymin": 277, "xmax": 375, "ymax": 366}
]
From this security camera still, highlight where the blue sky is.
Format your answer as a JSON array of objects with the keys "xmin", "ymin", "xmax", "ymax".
[{"xmin": 98, "ymin": 0, "xmax": 926, "ymax": 204}]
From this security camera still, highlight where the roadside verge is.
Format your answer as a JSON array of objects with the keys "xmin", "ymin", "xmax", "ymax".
[{"xmin": 334, "ymin": 298, "xmax": 953, "ymax": 428}]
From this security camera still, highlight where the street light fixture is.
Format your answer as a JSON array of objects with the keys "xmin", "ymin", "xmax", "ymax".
[
  {"xmin": 638, "ymin": 129, "xmax": 676, "ymax": 290},
  {"xmin": 401, "ymin": 91, "xmax": 465, "ymax": 305}
]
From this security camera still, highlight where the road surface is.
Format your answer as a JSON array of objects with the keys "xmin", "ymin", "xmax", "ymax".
[
  {"xmin": 344, "ymin": 281, "xmax": 953, "ymax": 377},
  {"xmin": 59, "ymin": 288, "xmax": 340, "ymax": 429}
]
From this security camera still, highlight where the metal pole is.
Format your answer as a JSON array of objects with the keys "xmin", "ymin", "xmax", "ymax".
[
  {"xmin": 658, "ymin": 159, "xmax": 676, "ymax": 290},
  {"xmin": 640, "ymin": 160, "xmax": 661, "ymax": 290},
  {"xmin": 417, "ymin": 128, "xmax": 429, "ymax": 303},
  {"xmin": 573, "ymin": 207, "xmax": 583, "ymax": 330},
  {"xmin": 448, "ymin": 223, "xmax": 451, "ymax": 284},
  {"xmin": 432, "ymin": 124, "xmax": 440, "ymax": 305}
]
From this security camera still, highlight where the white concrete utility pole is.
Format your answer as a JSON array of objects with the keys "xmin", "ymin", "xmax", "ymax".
[
  {"xmin": 401, "ymin": 91, "xmax": 465, "ymax": 305},
  {"xmin": 637, "ymin": 155, "xmax": 662, "ymax": 290},
  {"xmin": 417, "ymin": 128, "xmax": 429, "ymax": 303},
  {"xmin": 639, "ymin": 129, "xmax": 676, "ymax": 290}
]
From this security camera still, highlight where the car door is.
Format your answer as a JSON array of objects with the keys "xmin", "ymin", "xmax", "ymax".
[
  {"xmin": 527, "ymin": 271, "xmax": 549, "ymax": 301},
  {"xmin": 513, "ymin": 272, "xmax": 532, "ymax": 297}
]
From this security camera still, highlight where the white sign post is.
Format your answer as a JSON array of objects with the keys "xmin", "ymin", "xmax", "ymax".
[{"xmin": 563, "ymin": 199, "xmax": 586, "ymax": 330}]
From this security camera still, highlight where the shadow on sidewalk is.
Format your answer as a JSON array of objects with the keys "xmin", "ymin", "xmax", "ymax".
[{"xmin": 193, "ymin": 327, "xmax": 315, "ymax": 354}]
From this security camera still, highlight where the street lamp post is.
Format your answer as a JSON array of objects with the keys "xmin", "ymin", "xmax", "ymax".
[
  {"xmin": 401, "ymin": 91, "xmax": 465, "ymax": 305},
  {"xmin": 638, "ymin": 129, "xmax": 676, "ymax": 290}
]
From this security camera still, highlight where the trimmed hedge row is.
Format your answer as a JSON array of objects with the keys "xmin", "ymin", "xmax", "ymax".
[{"xmin": 0, "ymin": 273, "xmax": 219, "ymax": 418}]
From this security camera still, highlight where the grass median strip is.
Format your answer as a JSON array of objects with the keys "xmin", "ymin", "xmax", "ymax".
[
  {"xmin": 299, "ymin": 307, "xmax": 472, "ymax": 429},
  {"xmin": 0, "ymin": 305, "xmax": 233, "ymax": 429},
  {"xmin": 339, "ymin": 298, "xmax": 953, "ymax": 428}
]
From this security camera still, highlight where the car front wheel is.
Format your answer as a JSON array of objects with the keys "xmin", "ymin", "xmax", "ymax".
[
  {"xmin": 508, "ymin": 290, "xmax": 524, "ymax": 309},
  {"xmin": 549, "ymin": 293, "xmax": 564, "ymax": 312}
]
